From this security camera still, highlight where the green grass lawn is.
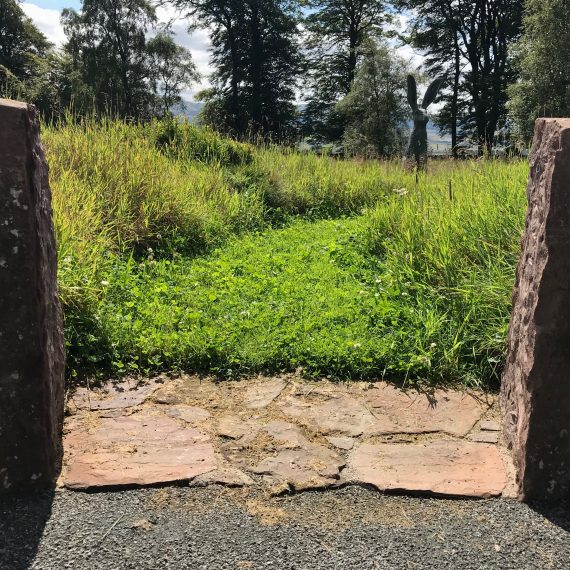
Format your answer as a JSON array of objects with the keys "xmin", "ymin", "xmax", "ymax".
[
  {"xmin": 47, "ymin": 119, "xmax": 528, "ymax": 388},
  {"xmin": 89, "ymin": 218, "xmax": 375, "ymax": 379}
]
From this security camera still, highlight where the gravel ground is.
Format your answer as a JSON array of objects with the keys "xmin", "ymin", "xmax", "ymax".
[{"xmin": 1, "ymin": 486, "xmax": 569, "ymax": 570}]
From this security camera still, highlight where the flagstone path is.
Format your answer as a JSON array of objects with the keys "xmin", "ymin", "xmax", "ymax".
[{"xmin": 62, "ymin": 375, "xmax": 514, "ymax": 498}]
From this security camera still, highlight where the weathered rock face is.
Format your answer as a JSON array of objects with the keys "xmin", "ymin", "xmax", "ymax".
[
  {"xmin": 501, "ymin": 118, "xmax": 570, "ymax": 502},
  {"xmin": 0, "ymin": 99, "xmax": 65, "ymax": 491}
]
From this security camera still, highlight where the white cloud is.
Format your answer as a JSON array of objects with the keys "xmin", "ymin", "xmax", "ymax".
[
  {"xmin": 21, "ymin": 3, "xmax": 66, "ymax": 47},
  {"xmin": 156, "ymin": 6, "xmax": 213, "ymax": 99}
]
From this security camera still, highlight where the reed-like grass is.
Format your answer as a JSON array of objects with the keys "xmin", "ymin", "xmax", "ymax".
[
  {"xmin": 363, "ymin": 160, "xmax": 528, "ymax": 384},
  {"xmin": 43, "ymin": 118, "xmax": 528, "ymax": 385},
  {"xmin": 45, "ymin": 119, "xmax": 264, "ymax": 308}
]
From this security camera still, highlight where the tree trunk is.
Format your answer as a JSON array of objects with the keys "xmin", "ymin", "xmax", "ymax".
[
  {"xmin": 451, "ymin": 27, "xmax": 460, "ymax": 158},
  {"xmin": 347, "ymin": 24, "xmax": 358, "ymax": 92},
  {"xmin": 224, "ymin": 16, "xmax": 240, "ymax": 134},
  {"xmin": 248, "ymin": 0, "xmax": 263, "ymax": 134}
]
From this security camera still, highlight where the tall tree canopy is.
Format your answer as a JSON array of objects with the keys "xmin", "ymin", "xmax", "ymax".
[
  {"xmin": 169, "ymin": 0, "xmax": 303, "ymax": 139},
  {"xmin": 400, "ymin": 0, "xmax": 523, "ymax": 152},
  {"xmin": 61, "ymin": 0, "xmax": 197, "ymax": 119},
  {"xmin": 508, "ymin": 0, "xmax": 570, "ymax": 142},
  {"xmin": 62, "ymin": 0, "xmax": 157, "ymax": 118},
  {"xmin": 0, "ymin": 0, "xmax": 51, "ymax": 95},
  {"xmin": 337, "ymin": 39, "xmax": 409, "ymax": 156},
  {"xmin": 302, "ymin": 0, "xmax": 386, "ymax": 141},
  {"xmin": 147, "ymin": 32, "xmax": 199, "ymax": 115}
]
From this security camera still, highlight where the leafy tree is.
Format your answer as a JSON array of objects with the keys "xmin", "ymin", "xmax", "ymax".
[
  {"xmin": 0, "ymin": 0, "xmax": 51, "ymax": 97},
  {"xmin": 168, "ymin": 0, "xmax": 303, "ymax": 139},
  {"xmin": 460, "ymin": 0, "xmax": 522, "ymax": 151},
  {"xmin": 164, "ymin": 1, "xmax": 244, "ymax": 131},
  {"xmin": 62, "ymin": 0, "xmax": 157, "ymax": 119},
  {"xmin": 508, "ymin": 0, "xmax": 570, "ymax": 142},
  {"xmin": 61, "ymin": 0, "xmax": 198, "ymax": 120},
  {"xmin": 302, "ymin": 0, "xmax": 386, "ymax": 141},
  {"xmin": 399, "ymin": 0, "xmax": 523, "ymax": 152},
  {"xmin": 147, "ymin": 32, "xmax": 199, "ymax": 115},
  {"xmin": 337, "ymin": 40, "xmax": 409, "ymax": 156}
]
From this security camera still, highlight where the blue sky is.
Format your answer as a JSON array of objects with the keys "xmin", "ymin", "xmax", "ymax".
[{"xmin": 28, "ymin": 0, "xmax": 80, "ymax": 8}]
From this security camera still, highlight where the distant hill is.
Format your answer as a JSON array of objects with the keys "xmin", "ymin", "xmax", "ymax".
[
  {"xmin": 175, "ymin": 103, "xmax": 453, "ymax": 151},
  {"xmin": 176, "ymin": 100, "xmax": 204, "ymax": 121}
]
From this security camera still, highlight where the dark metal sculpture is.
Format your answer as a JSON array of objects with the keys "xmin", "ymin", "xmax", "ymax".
[{"xmin": 406, "ymin": 75, "xmax": 444, "ymax": 170}]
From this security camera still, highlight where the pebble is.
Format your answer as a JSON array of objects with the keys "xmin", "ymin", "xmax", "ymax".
[{"xmin": 1, "ymin": 487, "xmax": 568, "ymax": 569}]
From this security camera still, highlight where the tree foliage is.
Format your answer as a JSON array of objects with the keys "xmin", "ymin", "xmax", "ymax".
[
  {"xmin": 147, "ymin": 32, "xmax": 199, "ymax": 115},
  {"xmin": 508, "ymin": 0, "xmax": 570, "ymax": 142},
  {"xmin": 1, "ymin": 0, "xmax": 560, "ymax": 154},
  {"xmin": 400, "ymin": 0, "xmax": 523, "ymax": 151},
  {"xmin": 337, "ymin": 40, "xmax": 409, "ymax": 156},
  {"xmin": 61, "ymin": 0, "xmax": 197, "ymax": 120},
  {"xmin": 302, "ymin": 0, "xmax": 386, "ymax": 141},
  {"xmin": 62, "ymin": 0, "xmax": 157, "ymax": 118},
  {"xmin": 0, "ymin": 0, "xmax": 53, "ymax": 107},
  {"xmin": 170, "ymin": 0, "xmax": 303, "ymax": 139}
]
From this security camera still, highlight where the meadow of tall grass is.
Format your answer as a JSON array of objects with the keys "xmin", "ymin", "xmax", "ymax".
[{"xmin": 43, "ymin": 118, "xmax": 528, "ymax": 387}]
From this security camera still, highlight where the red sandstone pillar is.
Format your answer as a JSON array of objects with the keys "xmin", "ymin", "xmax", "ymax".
[
  {"xmin": 0, "ymin": 99, "xmax": 64, "ymax": 491},
  {"xmin": 502, "ymin": 118, "xmax": 570, "ymax": 502}
]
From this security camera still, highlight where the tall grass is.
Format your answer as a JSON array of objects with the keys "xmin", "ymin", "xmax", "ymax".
[
  {"xmin": 256, "ymin": 150, "xmax": 389, "ymax": 215},
  {"xmin": 43, "ymin": 118, "xmax": 528, "ymax": 384},
  {"xmin": 363, "ymin": 160, "xmax": 528, "ymax": 384},
  {"xmin": 46, "ymin": 119, "xmax": 264, "ymax": 308}
]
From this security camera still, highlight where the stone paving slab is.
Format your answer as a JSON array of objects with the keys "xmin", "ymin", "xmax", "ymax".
[
  {"xmin": 251, "ymin": 447, "xmax": 345, "ymax": 492},
  {"xmin": 280, "ymin": 385, "xmax": 490, "ymax": 438},
  {"xmin": 245, "ymin": 378, "xmax": 287, "ymax": 409},
  {"xmin": 62, "ymin": 375, "xmax": 511, "ymax": 498},
  {"xmin": 344, "ymin": 441, "xmax": 507, "ymax": 498},
  {"xmin": 70, "ymin": 378, "xmax": 164, "ymax": 411},
  {"xmin": 218, "ymin": 419, "xmax": 346, "ymax": 491},
  {"xmin": 190, "ymin": 462, "xmax": 255, "ymax": 488},
  {"xmin": 64, "ymin": 413, "xmax": 217, "ymax": 489},
  {"xmin": 364, "ymin": 385, "xmax": 492, "ymax": 437},
  {"xmin": 164, "ymin": 405, "xmax": 212, "ymax": 424},
  {"xmin": 470, "ymin": 432, "xmax": 500, "ymax": 444},
  {"xmin": 480, "ymin": 420, "xmax": 501, "ymax": 432}
]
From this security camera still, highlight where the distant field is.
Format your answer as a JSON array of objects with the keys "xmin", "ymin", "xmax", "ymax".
[{"xmin": 44, "ymin": 119, "xmax": 528, "ymax": 387}]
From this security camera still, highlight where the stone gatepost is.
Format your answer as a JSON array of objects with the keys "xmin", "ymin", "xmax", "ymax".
[
  {"xmin": 0, "ymin": 99, "xmax": 65, "ymax": 491},
  {"xmin": 502, "ymin": 118, "xmax": 570, "ymax": 502}
]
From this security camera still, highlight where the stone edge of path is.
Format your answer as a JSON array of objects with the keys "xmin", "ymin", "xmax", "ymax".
[{"xmin": 60, "ymin": 375, "xmax": 514, "ymax": 499}]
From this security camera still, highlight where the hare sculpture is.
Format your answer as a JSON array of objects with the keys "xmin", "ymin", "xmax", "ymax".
[{"xmin": 406, "ymin": 75, "xmax": 444, "ymax": 170}]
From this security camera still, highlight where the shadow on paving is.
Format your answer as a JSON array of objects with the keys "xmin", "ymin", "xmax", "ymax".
[{"xmin": 0, "ymin": 489, "xmax": 55, "ymax": 570}]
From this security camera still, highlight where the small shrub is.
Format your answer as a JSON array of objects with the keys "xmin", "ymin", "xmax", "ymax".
[{"xmin": 147, "ymin": 117, "xmax": 254, "ymax": 166}]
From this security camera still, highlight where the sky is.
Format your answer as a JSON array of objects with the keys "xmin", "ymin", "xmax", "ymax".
[{"xmin": 22, "ymin": 1, "xmax": 424, "ymax": 102}]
